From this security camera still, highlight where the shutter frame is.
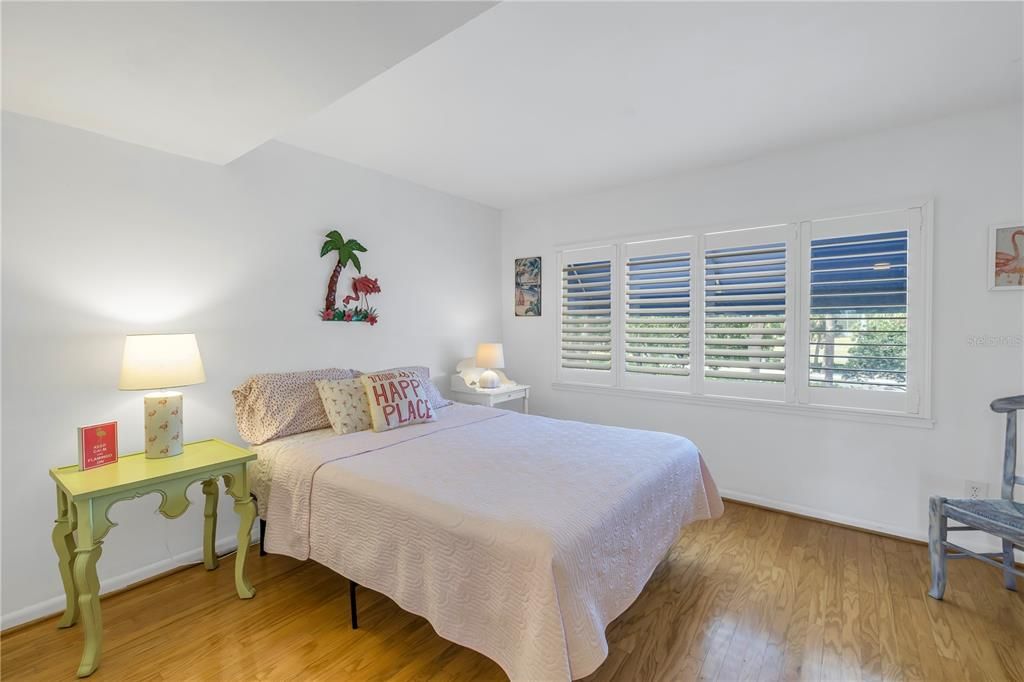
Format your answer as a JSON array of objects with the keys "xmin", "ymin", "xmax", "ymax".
[
  {"xmin": 622, "ymin": 235, "xmax": 695, "ymax": 391},
  {"xmin": 803, "ymin": 208, "xmax": 919, "ymax": 413},
  {"xmin": 557, "ymin": 244, "xmax": 617, "ymax": 386},
  {"xmin": 702, "ymin": 224, "xmax": 795, "ymax": 401}
]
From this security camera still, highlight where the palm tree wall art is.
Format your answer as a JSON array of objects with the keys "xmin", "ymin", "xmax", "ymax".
[{"xmin": 320, "ymin": 230, "xmax": 382, "ymax": 324}]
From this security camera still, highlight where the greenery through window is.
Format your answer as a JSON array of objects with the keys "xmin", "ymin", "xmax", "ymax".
[{"xmin": 808, "ymin": 230, "xmax": 908, "ymax": 391}]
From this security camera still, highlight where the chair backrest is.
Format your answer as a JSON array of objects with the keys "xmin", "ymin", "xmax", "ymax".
[{"xmin": 990, "ymin": 395, "xmax": 1024, "ymax": 501}]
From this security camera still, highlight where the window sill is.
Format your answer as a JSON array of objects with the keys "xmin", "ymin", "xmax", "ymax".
[{"xmin": 551, "ymin": 382, "xmax": 935, "ymax": 429}]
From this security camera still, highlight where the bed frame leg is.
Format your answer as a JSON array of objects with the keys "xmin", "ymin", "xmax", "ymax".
[
  {"xmin": 349, "ymin": 579, "xmax": 359, "ymax": 630},
  {"xmin": 259, "ymin": 518, "xmax": 267, "ymax": 557}
]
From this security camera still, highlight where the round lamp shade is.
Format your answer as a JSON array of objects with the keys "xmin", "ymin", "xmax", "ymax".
[{"xmin": 475, "ymin": 343, "xmax": 505, "ymax": 369}]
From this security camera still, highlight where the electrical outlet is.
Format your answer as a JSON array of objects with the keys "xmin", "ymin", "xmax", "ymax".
[{"xmin": 964, "ymin": 480, "xmax": 988, "ymax": 500}]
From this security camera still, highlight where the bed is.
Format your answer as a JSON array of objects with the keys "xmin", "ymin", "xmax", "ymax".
[{"xmin": 252, "ymin": 403, "xmax": 723, "ymax": 681}]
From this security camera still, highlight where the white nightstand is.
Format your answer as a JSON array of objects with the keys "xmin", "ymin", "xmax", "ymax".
[{"xmin": 450, "ymin": 383, "xmax": 530, "ymax": 414}]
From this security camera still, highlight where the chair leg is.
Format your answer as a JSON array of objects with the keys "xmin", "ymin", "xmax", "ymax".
[
  {"xmin": 349, "ymin": 579, "xmax": 359, "ymax": 630},
  {"xmin": 928, "ymin": 495, "xmax": 947, "ymax": 600},
  {"xmin": 259, "ymin": 518, "xmax": 267, "ymax": 557},
  {"xmin": 1002, "ymin": 539, "xmax": 1018, "ymax": 591}
]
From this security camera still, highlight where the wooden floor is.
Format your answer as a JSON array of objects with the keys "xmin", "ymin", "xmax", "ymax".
[{"xmin": 3, "ymin": 502, "xmax": 1022, "ymax": 681}]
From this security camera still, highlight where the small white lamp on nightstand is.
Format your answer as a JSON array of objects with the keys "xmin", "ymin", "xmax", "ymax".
[
  {"xmin": 475, "ymin": 343, "xmax": 505, "ymax": 389},
  {"xmin": 119, "ymin": 333, "xmax": 206, "ymax": 459}
]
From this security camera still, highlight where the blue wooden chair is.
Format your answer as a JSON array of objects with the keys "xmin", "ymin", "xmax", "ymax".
[{"xmin": 928, "ymin": 395, "xmax": 1023, "ymax": 599}]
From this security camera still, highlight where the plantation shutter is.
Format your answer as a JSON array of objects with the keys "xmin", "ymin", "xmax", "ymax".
[
  {"xmin": 558, "ymin": 245, "xmax": 616, "ymax": 385},
  {"xmin": 803, "ymin": 208, "xmax": 921, "ymax": 413},
  {"xmin": 702, "ymin": 225, "xmax": 794, "ymax": 400},
  {"xmin": 622, "ymin": 236, "xmax": 693, "ymax": 390}
]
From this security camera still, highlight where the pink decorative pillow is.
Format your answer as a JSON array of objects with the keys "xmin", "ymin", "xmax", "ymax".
[
  {"xmin": 360, "ymin": 369, "xmax": 437, "ymax": 432},
  {"xmin": 233, "ymin": 368, "xmax": 357, "ymax": 445}
]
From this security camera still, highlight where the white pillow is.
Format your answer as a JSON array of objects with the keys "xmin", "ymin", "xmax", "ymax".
[{"xmin": 315, "ymin": 378, "xmax": 372, "ymax": 435}]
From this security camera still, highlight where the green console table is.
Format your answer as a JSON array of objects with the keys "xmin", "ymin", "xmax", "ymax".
[{"xmin": 49, "ymin": 439, "xmax": 258, "ymax": 677}]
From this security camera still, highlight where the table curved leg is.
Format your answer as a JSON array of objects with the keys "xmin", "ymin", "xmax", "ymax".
[
  {"xmin": 73, "ymin": 545, "xmax": 103, "ymax": 677},
  {"xmin": 202, "ymin": 479, "xmax": 219, "ymax": 570},
  {"xmin": 233, "ymin": 496, "xmax": 257, "ymax": 599},
  {"xmin": 53, "ymin": 488, "xmax": 78, "ymax": 628}
]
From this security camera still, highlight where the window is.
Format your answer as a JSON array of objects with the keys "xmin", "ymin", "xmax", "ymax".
[
  {"xmin": 622, "ymin": 236, "xmax": 693, "ymax": 391},
  {"xmin": 559, "ymin": 245, "xmax": 615, "ymax": 386},
  {"xmin": 554, "ymin": 203, "xmax": 930, "ymax": 420},
  {"xmin": 703, "ymin": 225, "xmax": 794, "ymax": 401},
  {"xmin": 800, "ymin": 208, "xmax": 925, "ymax": 414}
]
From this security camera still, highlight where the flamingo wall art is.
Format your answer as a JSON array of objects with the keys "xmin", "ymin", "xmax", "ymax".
[
  {"xmin": 990, "ymin": 224, "xmax": 1024, "ymax": 290},
  {"xmin": 319, "ymin": 230, "xmax": 382, "ymax": 324}
]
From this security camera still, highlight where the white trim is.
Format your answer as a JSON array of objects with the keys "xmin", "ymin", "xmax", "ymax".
[
  {"xmin": 795, "ymin": 220, "xmax": 812, "ymax": 406},
  {"xmin": 720, "ymin": 489, "xmax": 1021, "ymax": 561},
  {"xmin": 692, "ymin": 234, "xmax": 706, "ymax": 396},
  {"xmin": 1, "ymin": 534, "xmax": 254, "ymax": 630},
  {"xmin": 551, "ymin": 380, "xmax": 935, "ymax": 429},
  {"xmin": 551, "ymin": 196, "xmax": 935, "ymax": 251},
  {"xmin": 719, "ymin": 488, "xmax": 924, "ymax": 541}
]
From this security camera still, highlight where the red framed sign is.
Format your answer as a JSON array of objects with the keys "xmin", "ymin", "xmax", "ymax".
[{"xmin": 78, "ymin": 422, "xmax": 119, "ymax": 471}]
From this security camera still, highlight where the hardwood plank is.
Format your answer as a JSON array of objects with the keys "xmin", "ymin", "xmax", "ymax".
[{"xmin": 3, "ymin": 502, "xmax": 1021, "ymax": 682}]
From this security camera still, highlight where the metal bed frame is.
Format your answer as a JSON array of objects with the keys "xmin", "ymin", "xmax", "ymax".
[{"xmin": 255, "ymin": 500, "xmax": 359, "ymax": 629}]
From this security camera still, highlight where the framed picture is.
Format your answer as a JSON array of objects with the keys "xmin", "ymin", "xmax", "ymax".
[
  {"xmin": 989, "ymin": 223, "xmax": 1024, "ymax": 290},
  {"xmin": 78, "ymin": 421, "xmax": 119, "ymax": 470},
  {"xmin": 515, "ymin": 257, "xmax": 542, "ymax": 316}
]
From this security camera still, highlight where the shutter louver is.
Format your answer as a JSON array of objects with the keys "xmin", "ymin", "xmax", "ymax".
[
  {"xmin": 561, "ymin": 256, "xmax": 613, "ymax": 372},
  {"xmin": 704, "ymin": 238, "xmax": 787, "ymax": 385},
  {"xmin": 808, "ymin": 230, "xmax": 908, "ymax": 391},
  {"xmin": 624, "ymin": 242, "xmax": 691, "ymax": 380}
]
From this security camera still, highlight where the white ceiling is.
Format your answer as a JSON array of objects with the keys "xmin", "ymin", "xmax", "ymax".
[
  {"xmin": 2, "ymin": 1, "xmax": 492, "ymax": 164},
  {"xmin": 278, "ymin": 1, "xmax": 1024, "ymax": 208},
  {"xmin": 3, "ymin": 2, "xmax": 1021, "ymax": 208}
]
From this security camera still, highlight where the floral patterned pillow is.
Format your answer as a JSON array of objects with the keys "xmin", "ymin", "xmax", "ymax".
[
  {"xmin": 315, "ymin": 378, "xmax": 372, "ymax": 435},
  {"xmin": 232, "ymin": 368, "xmax": 357, "ymax": 445},
  {"xmin": 360, "ymin": 369, "xmax": 437, "ymax": 432}
]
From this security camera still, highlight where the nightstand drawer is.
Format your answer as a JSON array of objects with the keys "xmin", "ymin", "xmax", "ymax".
[{"xmin": 449, "ymin": 384, "xmax": 530, "ymax": 414}]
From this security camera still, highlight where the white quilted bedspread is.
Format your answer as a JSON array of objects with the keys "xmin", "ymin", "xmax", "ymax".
[{"xmin": 263, "ymin": 404, "xmax": 723, "ymax": 681}]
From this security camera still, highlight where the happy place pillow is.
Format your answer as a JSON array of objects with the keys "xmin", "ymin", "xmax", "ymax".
[
  {"xmin": 360, "ymin": 369, "xmax": 437, "ymax": 432},
  {"xmin": 315, "ymin": 378, "xmax": 372, "ymax": 435},
  {"xmin": 363, "ymin": 365, "xmax": 453, "ymax": 410}
]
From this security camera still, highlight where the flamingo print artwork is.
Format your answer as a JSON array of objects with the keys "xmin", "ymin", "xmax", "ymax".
[{"xmin": 993, "ymin": 226, "xmax": 1024, "ymax": 288}]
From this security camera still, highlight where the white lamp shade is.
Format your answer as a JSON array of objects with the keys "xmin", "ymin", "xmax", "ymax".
[
  {"xmin": 119, "ymin": 333, "xmax": 206, "ymax": 390},
  {"xmin": 475, "ymin": 343, "xmax": 505, "ymax": 369}
]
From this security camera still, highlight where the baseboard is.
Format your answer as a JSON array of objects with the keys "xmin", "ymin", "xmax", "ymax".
[
  {"xmin": 1, "ymin": 534, "xmax": 249, "ymax": 631},
  {"xmin": 719, "ymin": 488, "xmax": 925, "ymax": 542},
  {"xmin": 720, "ymin": 489, "xmax": 1023, "ymax": 564}
]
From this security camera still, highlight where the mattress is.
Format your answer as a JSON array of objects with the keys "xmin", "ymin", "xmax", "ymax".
[{"xmin": 261, "ymin": 403, "xmax": 723, "ymax": 680}]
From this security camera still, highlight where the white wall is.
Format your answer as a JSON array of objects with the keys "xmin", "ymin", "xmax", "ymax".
[
  {"xmin": 501, "ymin": 106, "xmax": 1024, "ymax": 547},
  {"xmin": 1, "ymin": 112, "xmax": 502, "ymax": 627}
]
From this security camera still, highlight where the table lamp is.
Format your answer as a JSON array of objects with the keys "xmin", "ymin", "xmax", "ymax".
[
  {"xmin": 475, "ymin": 343, "xmax": 505, "ymax": 389},
  {"xmin": 119, "ymin": 333, "xmax": 206, "ymax": 458}
]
